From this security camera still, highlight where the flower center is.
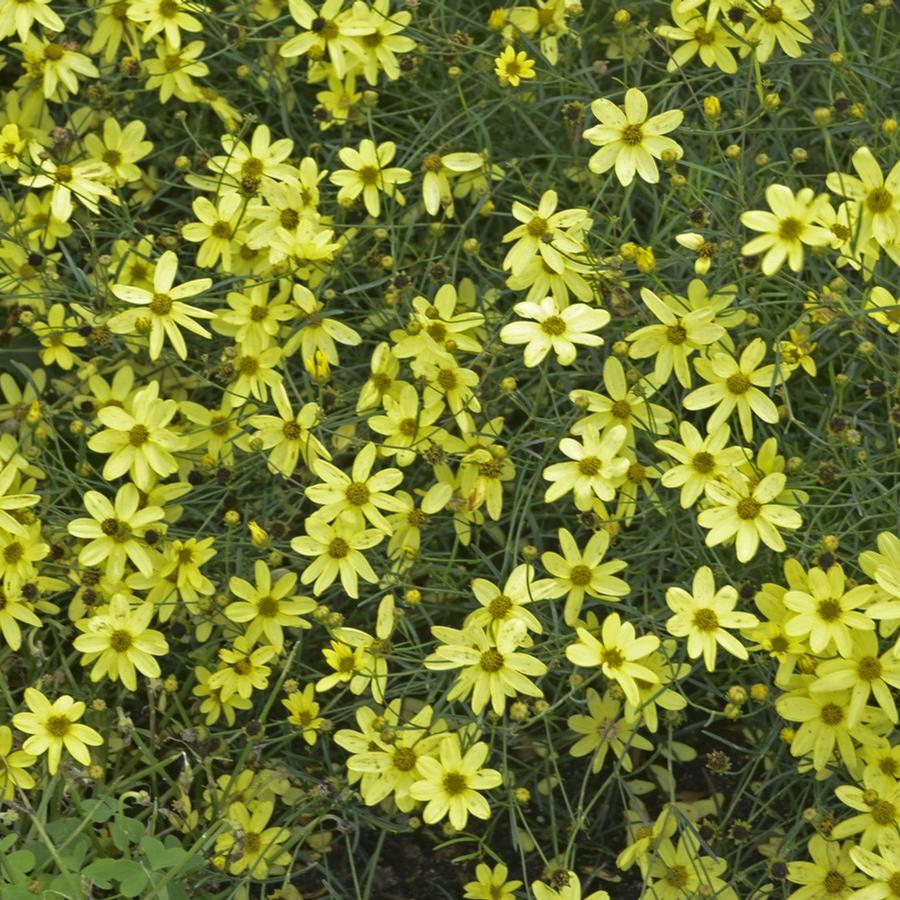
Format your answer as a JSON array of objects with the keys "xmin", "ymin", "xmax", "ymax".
[
  {"xmin": 393, "ymin": 747, "xmax": 417, "ymax": 771},
  {"xmin": 611, "ymin": 399, "xmax": 631, "ymax": 418},
  {"xmin": 820, "ymin": 702, "xmax": 843, "ymax": 726},
  {"xmin": 569, "ymin": 564, "xmax": 593, "ymax": 586},
  {"xmin": 358, "ymin": 165, "xmax": 379, "ymax": 185},
  {"xmin": 666, "ymin": 325, "xmax": 687, "ymax": 345},
  {"xmin": 44, "ymin": 44, "xmax": 64, "ymax": 61},
  {"xmin": 664, "ymin": 865, "xmax": 689, "ymax": 888},
  {"xmin": 346, "ymin": 482, "xmax": 370, "ymax": 506},
  {"xmin": 870, "ymin": 799, "xmax": 896, "ymax": 825},
  {"xmin": 762, "ymin": 4, "xmax": 784, "ymax": 23},
  {"xmin": 526, "ymin": 216, "xmax": 549, "ymax": 237},
  {"xmin": 693, "ymin": 608, "xmax": 719, "ymax": 632},
  {"xmin": 103, "ymin": 149, "xmax": 123, "ymax": 168},
  {"xmin": 442, "ymin": 772, "xmax": 468, "ymax": 795},
  {"xmin": 823, "ymin": 871, "xmax": 846, "ymax": 894},
  {"xmin": 578, "ymin": 456, "xmax": 602, "ymax": 476},
  {"xmin": 621, "ymin": 124, "xmax": 643, "ymax": 145},
  {"xmin": 110, "ymin": 629, "xmax": 133, "ymax": 652},
  {"xmin": 282, "ymin": 421, "xmax": 301, "ymax": 440},
  {"xmin": 437, "ymin": 369, "xmax": 457, "ymax": 391},
  {"xmin": 243, "ymin": 831, "xmax": 261, "ymax": 855},
  {"xmin": 129, "ymin": 423, "xmax": 149, "ymax": 446},
  {"xmin": 257, "ymin": 596, "xmax": 279, "ymax": 618},
  {"xmin": 45, "ymin": 714, "xmax": 71, "ymax": 738},
  {"xmin": 488, "ymin": 594, "xmax": 513, "ymax": 620},
  {"xmin": 816, "ymin": 599, "xmax": 842, "ymax": 622},
  {"xmin": 150, "ymin": 292, "xmax": 173, "ymax": 315},
  {"xmin": 211, "ymin": 221, "xmax": 233, "ymax": 240},
  {"xmin": 693, "ymin": 25, "xmax": 715, "ymax": 45},
  {"xmin": 238, "ymin": 356, "xmax": 259, "ymax": 375},
  {"xmin": 867, "ymin": 187, "xmax": 893, "ymax": 214},
  {"xmin": 480, "ymin": 648, "xmax": 504, "ymax": 672},
  {"xmin": 540, "ymin": 315, "xmax": 567, "ymax": 336},
  {"xmin": 692, "ymin": 451, "xmax": 715, "ymax": 473},
  {"xmin": 601, "ymin": 646, "xmax": 624, "ymax": 669},
  {"xmin": 328, "ymin": 537, "xmax": 350, "ymax": 559},
  {"xmin": 4, "ymin": 543, "xmax": 23, "ymax": 563},
  {"xmin": 280, "ymin": 208, "xmax": 300, "ymax": 229},
  {"xmin": 422, "ymin": 153, "xmax": 443, "ymax": 173},
  {"xmin": 857, "ymin": 655, "xmax": 882, "ymax": 681},
  {"xmin": 232, "ymin": 658, "xmax": 252, "ymax": 675},
  {"xmin": 737, "ymin": 497, "xmax": 761, "ymax": 520},
  {"xmin": 726, "ymin": 373, "xmax": 750, "ymax": 394},
  {"xmin": 778, "ymin": 217, "xmax": 803, "ymax": 240}
]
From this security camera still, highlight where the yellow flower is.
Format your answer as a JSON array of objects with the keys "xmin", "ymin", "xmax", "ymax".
[
  {"xmin": 127, "ymin": 0, "xmax": 206, "ymax": 47},
  {"xmin": 532, "ymin": 872, "xmax": 609, "ymax": 900},
  {"xmin": 83, "ymin": 117, "xmax": 153, "ymax": 187},
  {"xmin": 282, "ymin": 683, "xmax": 323, "ymax": 746},
  {"xmin": 283, "ymin": 283, "xmax": 362, "ymax": 365},
  {"xmin": 665, "ymin": 566, "xmax": 759, "ymax": 671},
  {"xmin": 367, "ymin": 382, "xmax": 444, "ymax": 466},
  {"xmin": 31, "ymin": 302, "xmax": 86, "ymax": 370},
  {"xmin": 656, "ymin": 7, "xmax": 738, "ymax": 73},
  {"xmin": 543, "ymin": 424, "xmax": 631, "ymax": 511},
  {"xmin": 683, "ymin": 338, "xmax": 784, "ymax": 441},
  {"xmin": 464, "ymin": 862, "xmax": 522, "ymax": 900},
  {"xmin": 465, "ymin": 564, "xmax": 554, "ymax": 638},
  {"xmin": 500, "ymin": 295, "xmax": 610, "ymax": 367},
  {"xmin": 421, "ymin": 151, "xmax": 484, "ymax": 217},
  {"xmin": 212, "ymin": 281, "xmax": 297, "ymax": 353},
  {"xmin": 0, "ymin": 0, "xmax": 62, "ymax": 41},
  {"xmin": 786, "ymin": 833, "xmax": 866, "ymax": 899},
  {"xmin": 864, "ymin": 286, "xmax": 899, "ymax": 334},
  {"xmin": 87, "ymin": 380, "xmax": 187, "ymax": 490},
  {"xmin": 744, "ymin": 0, "xmax": 813, "ymax": 62},
  {"xmin": 213, "ymin": 800, "xmax": 290, "ymax": 879},
  {"xmin": 566, "ymin": 612, "xmax": 660, "ymax": 706},
  {"xmin": 494, "ymin": 45, "xmax": 536, "ymax": 87},
  {"xmin": 73, "ymin": 595, "xmax": 169, "ymax": 690},
  {"xmin": 583, "ymin": 88, "xmax": 683, "ymax": 186},
  {"xmin": 11, "ymin": 688, "xmax": 103, "ymax": 775},
  {"xmin": 144, "ymin": 40, "xmax": 208, "ymax": 103},
  {"xmin": 330, "ymin": 138, "xmax": 411, "ymax": 218},
  {"xmin": 109, "ymin": 250, "xmax": 214, "ymax": 360},
  {"xmin": 646, "ymin": 834, "xmax": 734, "ymax": 900},
  {"xmin": 698, "ymin": 471, "xmax": 803, "ymax": 562},
  {"xmin": 224, "ymin": 559, "xmax": 316, "ymax": 649},
  {"xmin": 568, "ymin": 688, "xmax": 652, "ymax": 773},
  {"xmin": 783, "ymin": 564, "xmax": 876, "ymax": 657},
  {"xmin": 0, "ymin": 122, "xmax": 26, "ymax": 171},
  {"xmin": 181, "ymin": 193, "xmax": 246, "ymax": 271},
  {"xmin": 19, "ymin": 142, "xmax": 113, "ymax": 221},
  {"xmin": 848, "ymin": 833, "xmax": 900, "ymax": 897},
  {"xmin": 279, "ymin": 0, "xmax": 361, "ymax": 77},
  {"xmin": 409, "ymin": 733, "xmax": 502, "ymax": 830},
  {"xmin": 290, "ymin": 515, "xmax": 383, "ymax": 598},
  {"xmin": 343, "ymin": 0, "xmax": 416, "ymax": 84},
  {"xmin": 425, "ymin": 620, "xmax": 547, "ymax": 715},
  {"xmin": 0, "ymin": 724, "xmax": 36, "ymax": 800},
  {"xmin": 740, "ymin": 185, "xmax": 833, "ymax": 275},
  {"xmin": 541, "ymin": 528, "xmax": 629, "ymax": 626},
  {"xmin": 67, "ymin": 483, "xmax": 165, "ymax": 582},
  {"xmin": 192, "ymin": 665, "xmax": 253, "ymax": 726},
  {"xmin": 208, "ymin": 635, "xmax": 276, "ymax": 701}
]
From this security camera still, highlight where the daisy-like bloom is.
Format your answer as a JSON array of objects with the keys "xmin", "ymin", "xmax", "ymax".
[
  {"xmin": 500, "ymin": 190, "xmax": 592, "ymax": 277},
  {"xmin": 826, "ymin": 146, "xmax": 900, "ymax": 251},
  {"xmin": 330, "ymin": 138, "xmax": 411, "ymax": 218},
  {"xmin": 290, "ymin": 515, "xmax": 383, "ymax": 598},
  {"xmin": 569, "ymin": 356, "xmax": 673, "ymax": 445},
  {"xmin": 744, "ymin": 0, "xmax": 814, "ymax": 62},
  {"xmin": 859, "ymin": 531, "xmax": 900, "ymax": 639},
  {"xmin": 813, "ymin": 631, "xmax": 900, "ymax": 726},
  {"xmin": 566, "ymin": 612, "xmax": 660, "ymax": 706},
  {"xmin": 646, "ymin": 833, "xmax": 735, "ymax": 900},
  {"xmin": 409, "ymin": 734, "xmax": 502, "ymax": 830},
  {"xmin": 391, "ymin": 280, "xmax": 484, "ymax": 360},
  {"xmin": 208, "ymin": 636, "xmax": 276, "ymax": 701},
  {"xmin": 279, "ymin": 0, "xmax": 360, "ymax": 77},
  {"xmin": 541, "ymin": 528, "xmax": 629, "ymax": 626},
  {"xmin": 500, "ymin": 295, "xmax": 610, "ymax": 367},
  {"xmin": 214, "ymin": 800, "xmax": 290, "ymax": 879},
  {"xmin": 698, "ymin": 471, "xmax": 803, "ymax": 562},
  {"xmin": 683, "ymin": 338, "xmax": 784, "ymax": 442},
  {"xmin": 180, "ymin": 193, "xmax": 246, "ymax": 271},
  {"xmin": 31, "ymin": 303, "xmax": 86, "ymax": 370},
  {"xmin": 109, "ymin": 250, "xmax": 214, "ymax": 360},
  {"xmin": 465, "ymin": 564, "xmax": 554, "ymax": 638},
  {"xmin": 832, "ymin": 770, "xmax": 900, "ymax": 850},
  {"xmin": 0, "ymin": 723, "xmax": 36, "ymax": 799},
  {"xmin": 67, "ymin": 484, "xmax": 165, "ymax": 582},
  {"xmin": 786, "ymin": 833, "xmax": 866, "ymax": 899},
  {"xmin": 0, "ymin": 585, "xmax": 41, "ymax": 651},
  {"xmin": 367, "ymin": 383, "xmax": 443, "ymax": 467},
  {"xmin": 850, "ymin": 831, "xmax": 900, "ymax": 898},
  {"xmin": 464, "ymin": 862, "xmax": 522, "ymax": 900},
  {"xmin": 11, "ymin": 688, "xmax": 103, "ymax": 775},
  {"xmin": 212, "ymin": 281, "xmax": 297, "ymax": 353},
  {"xmin": 740, "ymin": 185, "xmax": 833, "ymax": 275},
  {"xmin": 193, "ymin": 666, "xmax": 252, "ymax": 726},
  {"xmin": 783, "ymin": 564, "xmax": 876, "ymax": 657},
  {"xmin": 247, "ymin": 383, "xmax": 330, "ymax": 476},
  {"xmin": 494, "ymin": 45, "xmax": 536, "ymax": 87},
  {"xmin": 583, "ymin": 88, "xmax": 683, "ymax": 187},
  {"xmin": 72, "ymin": 596, "xmax": 169, "ymax": 691},
  {"xmin": 419, "ymin": 152, "xmax": 485, "ymax": 218},
  {"xmin": 0, "ymin": 122, "xmax": 26, "ymax": 171},
  {"xmin": 665, "ymin": 566, "xmax": 759, "ymax": 672},
  {"xmin": 224, "ymin": 560, "xmax": 315, "ymax": 650},
  {"xmin": 675, "ymin": 232, "xmax": 719, "ymax": 275},
  {"xmin": 616, "ymin": 805, "xmax": 679, "ymax": 876},
  {"xmin": 655, "ymin": 6, "xmax": 738, "ymax": 73},
  {"xmin": 543, "ymin": 424, "xmax": 631, "ymax": 511},
  {"xmin": 0, "ymin": 0, "xmax": 62, "ymax": 40},
  {"xmin": 568, "ymin": 688, "xmax": 652, "ymax": 773},
  {"xmin": 284, "ymin": 284, "xmax": 362, "ymax": 367},
  {"xmin": 282, "ymin": 683, "xmax": 323, "ymax": 746},
  {"xmin": 83, "ymin": 117, "xmax": 153, "ymax": 187},
  {"xmin": 626, "ymin": 286, "xmax": 725, "ymax": 388},
  {"xmin": 532, "ymin": 872, "xmax": 610, "ymax": 900},
  {"xmin": 342, "ymin": 0, "xmax": 416, "ymax": 84},
  {"xmin": 776, "ymin": 684, "xmax": 885, "ymax": 774},
  {"xmin": 655, "ymin": 421, "xmax": 747, "ymax": 508},
  {"xmin": 19, "ymin": 144, "xmax": 114, "ymax": 222},
  {"xmin": 305, "ymin": 442, "xmax": 405, "ymax": 532},
  {"xmin": 864, "ymin": 286, "xmax": 900, "ymax": 335},
  {"xmin": 143, "ymin": 39, "xmax": 208, "ymax": 103},
  {"xmin": 87, "ymin": 380, "xmax": 187, "ymax": 490},
  {"xmin": 425, "ymin": 620, "xmax": 547, "ymax": 715},
  {"xmin": 127, "ymin": 0, "xmax": 206, "ymax": 47}
]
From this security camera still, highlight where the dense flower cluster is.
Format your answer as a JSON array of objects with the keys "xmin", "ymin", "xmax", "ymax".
[{"xmin": 0, "ymin": 0, "xmax": 897, "ymax": 897}]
